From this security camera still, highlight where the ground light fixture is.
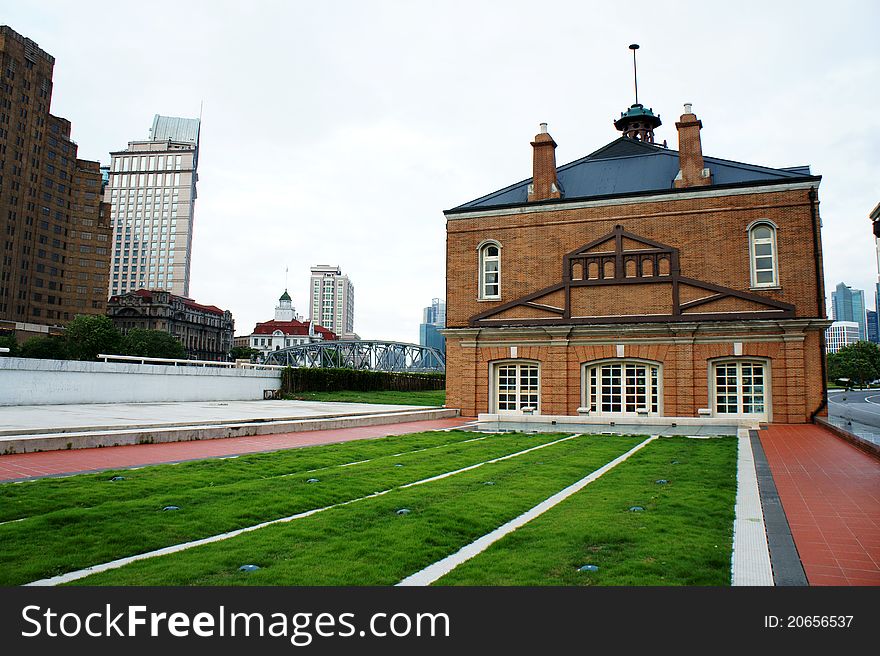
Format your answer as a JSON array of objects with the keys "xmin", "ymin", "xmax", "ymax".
[
  {"xmin": 483, "ymin": 481, "xmax": 496, "ymax": 486},
  {"xmin": 109, "ymin": 476, "xmax": 125, "ymax": 482},
  {"xmin": 306, "ymin": 478, "xmax": 319, "ymax": 483},
  {"xmin": 162, "ymin": 506, "xmax": 180, "ymax": 511},
  {"xmin": 578, "ymin": 565, "xmax": 600, "ymax": 572},
  {"xmin": 655, "ymin": 479, "xmax": 669, "ymax": 484},
  {"xmin": 396, "ymin": 508, "xmax": 411, "ymax": 516},
  {"xmin": 629, "ymin": 506, "xmax": 645, "ymax": 512},
  {"xmin": 238, "ymin": 565, "xmax": 260, "ymax": 572}
]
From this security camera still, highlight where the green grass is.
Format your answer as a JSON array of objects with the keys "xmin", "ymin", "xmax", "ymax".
[
  {"xmin": 71, "ymin": 434, "xmax": 645, "ymax": 585},
  {"xmin": 284, "ymin": 389, "xmax": 446, "ymax": 406},
  {"xmin": 0, "ymin": 429, "xmax": 473, "ymax": 523},
  {"xmin": 435, "ymin": 436, "xmax": 738, "ymax": 586},
  {"xmin": 0, "ymin": 431, "xmax": 573, "ymax": 586},
  {"xmin": 0, "ymin": 431, "xmax": 739, "ymax": 587}
]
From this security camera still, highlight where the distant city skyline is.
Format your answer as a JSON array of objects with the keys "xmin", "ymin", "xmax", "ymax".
[{"xmin": 2, "ymin": 3, "xmax": 878, "ymax": 342}]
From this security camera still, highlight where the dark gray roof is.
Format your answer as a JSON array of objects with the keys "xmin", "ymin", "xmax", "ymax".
[{"xmin": 450, "ymin": 137, "xmax": 815, "ymax": 212}]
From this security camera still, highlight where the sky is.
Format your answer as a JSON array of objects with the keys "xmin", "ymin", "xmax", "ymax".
[{"xmin": 3, "ymin": 0, "xmax": 879, "ymax": 341}]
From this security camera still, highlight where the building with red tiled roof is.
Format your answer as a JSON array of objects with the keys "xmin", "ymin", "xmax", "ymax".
[
  {"xmin": 248, "ymin": 290, "xmax": 337, "ymax": 359},
  {"xmin": 107, "ymin": 289, "xmax": 233, "ymax": 361}
]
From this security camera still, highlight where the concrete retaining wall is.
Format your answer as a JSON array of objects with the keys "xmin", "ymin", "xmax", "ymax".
[{"xmin": 0, "ymin": 357, "xmax": 281, "ymax": 406}]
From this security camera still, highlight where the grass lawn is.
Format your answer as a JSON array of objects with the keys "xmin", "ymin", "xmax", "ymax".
[
  {"xmin": 72, "ymin": 434, "xmax": 645, "ymax": 585},
  {"xmin": 435, "ymin": 436, "xmax": 738, "ymax": 585},
  {"xmin": 0, "ymin": 430, "xmax": 570, "ymax": 586},
  {"xmin": 284, "ymin": 389, "xmax": 445, "ymax": 406},
  {"xmin": 0, "ymin": 430, "xmax": 739, "ymax": 587}
]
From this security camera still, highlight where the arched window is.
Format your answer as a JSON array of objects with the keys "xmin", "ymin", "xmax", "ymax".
[
  {"xmin": 582, "ymin": 360, "xmax": 661, "ymax": 415},
  {"xmin": 749, "ymin": 221, "xmax": 778, "ymax": 287},
  {"xmin": 492, "ymin": 360, "xmax": 540, "ymax": 414},
  {"xmin": 478, "ymin": 241, "xmax": 501, "ymax": 299}
]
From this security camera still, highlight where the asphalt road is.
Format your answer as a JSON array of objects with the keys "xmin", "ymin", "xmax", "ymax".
[{"xmin": 827, "ymin": 389, "xmax": 880, "ymax": 445}]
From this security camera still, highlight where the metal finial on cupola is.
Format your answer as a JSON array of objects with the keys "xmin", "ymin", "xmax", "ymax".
[{"xmin": 613, "ymin": 43, "xmax": 662, "ymax": 143}]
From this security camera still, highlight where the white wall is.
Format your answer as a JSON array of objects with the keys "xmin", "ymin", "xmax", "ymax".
[{"xmin": 0, "ymin": 357, "xmax": 281, "ymax": 406}]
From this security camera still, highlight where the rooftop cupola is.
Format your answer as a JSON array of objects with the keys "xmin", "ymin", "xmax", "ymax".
[
  {"xmin": 275, "ymin": 289, "xmax": 296, "ymax": 322},
  {"xmin": 614, "ymin": 44, "xmax": 662, "ymax": 143}
]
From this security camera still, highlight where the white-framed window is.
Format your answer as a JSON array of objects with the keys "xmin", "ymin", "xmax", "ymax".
[
  {"xmin": 712, "ymin": 359, "xmax": 769, "ymax": 418},
  {"xmin": 583, "ymin": 360, "xmax": 661, "ymax": 415},
  {"xmin": 492, "ymin": 360, "xmax": 539, "ymax": 414},
  {"xmin": 478, "ymin": 240, "xmax": 501, "ymax": 299},
  {"xmin": 748, "ymin": 221, "xmax": 778, "ymax": 288}
]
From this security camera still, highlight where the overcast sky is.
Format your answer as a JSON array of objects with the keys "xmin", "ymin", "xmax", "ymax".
[{"xmin": 3, "ymin": 0, "xmax": 879, "ymax": 340}]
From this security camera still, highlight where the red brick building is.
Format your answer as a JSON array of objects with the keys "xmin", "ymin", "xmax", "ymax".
[{"xmin": 444, "ymin": 101, "xmax": 827, "ymax": 425}]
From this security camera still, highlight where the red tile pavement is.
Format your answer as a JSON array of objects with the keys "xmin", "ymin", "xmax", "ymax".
[
  {"xmin": 0, "ymin": 417, "xmax": 475, "ymax": 482},
  {"xmin": 759, "ymin": 424, "xmax": 880, "ymax": 586}
]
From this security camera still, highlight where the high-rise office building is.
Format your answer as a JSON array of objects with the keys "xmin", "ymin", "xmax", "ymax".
[
  {"xmin": 105, "ymin": 114, "xmax": 200, "ymax": 297},
  {"xmin": 825, "ymin": 321, "xmax": 860, "ymax": 354},
  {"xmin": 309, "ymin": 265, "xmax": 355, "ymax": 337},
  {"xmin": 0, "ymin": 26, "xmax": 112, "ymax": 331},
  {"xmin": 419, "ymin": 297, "xmax": 446, "ymax": 355},
  {"xmin": 831, "ymin": 282, "xmax": 866, "ymax": 341}
]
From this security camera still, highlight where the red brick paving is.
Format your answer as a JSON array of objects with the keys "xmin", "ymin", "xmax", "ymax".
[
  {"xmin": 759, "ymin": 424, "xmax": 880, "ymax": 586},
  {"xmin": 0, "ymin": 417, "xmax": 475, "ymax": 482}
]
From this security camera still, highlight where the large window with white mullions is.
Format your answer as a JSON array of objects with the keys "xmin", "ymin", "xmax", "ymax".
[
  {"xmin": 583, "ymin": 361, "xmax": 661, "ymax": 415},
  {"xmin": 479, "ymin": 241, "xmax": 501, "ymax": 300},
  {"xmin": 493, "ymin": 361, "xmax": 540, "ymax": 414},
  {"xmin": 712, "ymin": 360, "xmax": 768, "ymax": 417}
]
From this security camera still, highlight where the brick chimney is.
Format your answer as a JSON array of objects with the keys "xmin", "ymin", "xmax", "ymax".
[
  {"xmin": 674, "ymin": 104, "xmax": 712, "ymax": 188},
  {"xmin": 528, "ymin": 123, "xmax": 562, "ymax": 202}
]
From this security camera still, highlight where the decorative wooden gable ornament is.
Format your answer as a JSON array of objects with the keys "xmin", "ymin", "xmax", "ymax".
[{"xmin": 469, "ymin": 225, "xmax": 794, "ymax": 327}]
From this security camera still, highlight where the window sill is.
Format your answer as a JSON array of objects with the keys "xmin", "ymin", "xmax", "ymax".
[
  {"xmin": 750, "ymin": 285, "xmax": 782, "ymax": 291},
  {"xmin": 477, "ymin": 297, "xmax": 501, "ymax": 302}
]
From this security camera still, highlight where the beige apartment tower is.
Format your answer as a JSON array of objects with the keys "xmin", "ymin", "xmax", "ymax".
[
  {"xmin": 105, "ymin": 115, "xmax": 200, "ymax": 297},
  {"xmin": 309, "ymin": 265, "xmax": 355, "ymax": 337}
]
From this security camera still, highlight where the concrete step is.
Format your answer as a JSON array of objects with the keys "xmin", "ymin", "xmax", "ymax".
[{"xmin": 0, "ymin": 408, "xmax": 460, "ymax": 454}]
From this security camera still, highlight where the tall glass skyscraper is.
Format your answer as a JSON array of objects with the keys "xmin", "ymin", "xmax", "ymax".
[
  {"xmin": 419, "ymin": 298, "xmax": 446, "ymax": 355},
  {"xmin": 105, "ymin": 115, "xmax": 200, "ymax": 297},
  {"xmin": 831, "ymin": 282, "xmax": 866, "ymax": 341}
]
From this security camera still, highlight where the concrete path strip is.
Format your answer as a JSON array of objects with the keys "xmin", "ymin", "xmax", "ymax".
[
  {"xmin": 24, "ymin": 433, "xmax": 582, "ymax": 586},
  {"xmin": 396, "ymin": 436, "xmax": 657, "ymax": 586},
  {"xmin": 730, "ymin": 434, "xmax": 774, "ymax": 586}
]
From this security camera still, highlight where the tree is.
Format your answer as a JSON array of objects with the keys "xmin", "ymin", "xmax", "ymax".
[
  {"xmin": 826, "ymin": 341, "xmax": 880, "ymax": 388},
  {"xmin": 230, "ymin": 346, "xmax": 260, "ymax": 361},
  {"xmin": 0, "ymin": 334, "xmax": 18, "ymax": 357},
  {"xmin": 120, "ymin": 329, "xmax": 187, "ymax": 360},
  {"xmin": 63, "ymin": 315, "xmax": 122, "ymax": 360},
  {"xmin": 19, "ymin": 336, "xmax": 69, "ymax": 360}
]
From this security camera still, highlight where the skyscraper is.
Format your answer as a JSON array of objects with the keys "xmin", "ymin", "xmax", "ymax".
[
  {"xmin": 105, "ymin": 114, "xmax": 200, "ymax": 297},
  {"xmin": 419, "ymin": 297, "xmax": 446, "ymax": 355},
  {"xmin": 309, "ymin": 265, "xmax": 355, "ymax": 337},
  {"xmin": 831, "ymin": 283, "xmax": 866, "ymax": 341},
  {"xmin": 0, "ymin": 26, "xmax": 111, "ymax": 329}
]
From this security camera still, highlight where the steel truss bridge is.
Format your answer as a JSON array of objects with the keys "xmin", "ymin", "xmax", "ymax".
[{"xmin": 263, "ymin": 340, "xmax": 446, "ymax": 373}]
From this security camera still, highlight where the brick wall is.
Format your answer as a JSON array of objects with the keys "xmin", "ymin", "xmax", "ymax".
[{"xmin": 444, "ymin": 181, "xmax": 826, "ymax": 423}]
